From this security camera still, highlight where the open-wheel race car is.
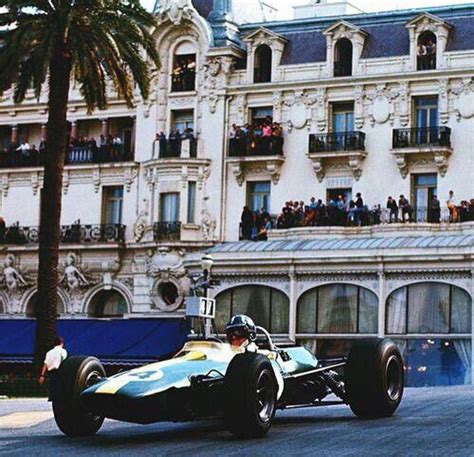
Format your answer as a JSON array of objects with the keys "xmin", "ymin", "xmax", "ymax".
[{"xmin": 52, "ymin": 298, "xmax": 405, "ymax": 439}]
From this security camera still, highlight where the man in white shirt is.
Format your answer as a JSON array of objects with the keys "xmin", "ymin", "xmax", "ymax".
[{"xmin": 39, "ymin": 336, "xmax": 67, "ymax": 400}]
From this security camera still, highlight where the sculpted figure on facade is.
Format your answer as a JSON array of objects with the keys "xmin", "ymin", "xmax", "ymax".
[
  {"xmin": 157, "ymin": 0, "xmax": 193, "ymax": 25},
  {"xmin": 2, "ymin": 254, "xmax": 28, "ymax": 313},
  {"xmin": 60, "ymin": 252, "xmax": 89, "ymax": 313},
  {"xmin": 201, "ymin": 208, "xmax": 217, "ymax": 241}
]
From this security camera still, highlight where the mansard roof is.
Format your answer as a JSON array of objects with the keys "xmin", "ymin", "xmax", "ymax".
[{"xmin": 241, "ymin": 4, "xmax": 474, "ymax": 65}]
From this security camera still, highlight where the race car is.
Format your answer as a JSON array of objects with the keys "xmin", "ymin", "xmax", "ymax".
[{"xmin": 51, "ymin": 311, "xmax": 405, "ymax": 439}]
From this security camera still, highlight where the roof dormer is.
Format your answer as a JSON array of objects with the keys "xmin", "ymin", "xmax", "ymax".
[
  {"xmin": 243, "ymin": 27, "xmax": 288, "ymax": 84},
  {"xmin": 323, "ymin": 21, "xmax": 368, "ymax": 78},
  {"xmin": 405, "ymin": 13, "xmax": 453, "ymax": 71}
]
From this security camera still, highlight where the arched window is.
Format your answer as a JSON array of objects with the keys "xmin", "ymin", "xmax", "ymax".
[
  {"xmin": 171, "ymin": 41, "xmax": 197, "ymax": 92},
  {"xmin": 334, "ymin": 38, "xmax": 352, "ymax": 77},
  {"xmin": 254, "ymin": 45, "xmax": 272, "ymax": 83},
  {"xmin": 417, "ymin": 31, "xmax": 437, "ymax": 70},
  {"xmin": 386, "ymin": 283, "xmax": 471, "ymax": 386},
  {"xmin": 26, "ymin": 293, "xmax": 65, "ymax": 317},
  {"xmin": 88, "ymin": 289, "xmax": 128, "ymax": 318},
  {"xmin": 215, "ymin": 285, "xmax": 289, "ymax": 334},
  {"xmin": 297, "ymin": 284, "xmax": 378, "ymax": 334}
]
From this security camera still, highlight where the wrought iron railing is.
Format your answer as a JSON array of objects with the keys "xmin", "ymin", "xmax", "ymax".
[
  {"xmin": 153, "ymin": 222, "xmax": 181, "ymax": 242},
  {"xmin": 309, "ymin": 131, "xmax": 366, "ymax": 153},
  {"xmin": 0, "ymin": 146, "xmax": 133, "ymax": 168},
  {"xmin": 229, "ymin": 137, "xmax": 284, "ymax": 157},
  {"xmin": 153, "ymin": 138, "xmax": 197, "ymax": 159},
  {"xmin": 392, "ymin": 127, "xmax": 451, "ymax": 149},
  {"xmin": 0, "ymin": 223, "xmax": 126, "ymax": 244}
]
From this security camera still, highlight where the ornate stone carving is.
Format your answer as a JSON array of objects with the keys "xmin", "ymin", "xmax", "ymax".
[
  {"xmin": 231, "ymin": 162, "xmax": 244, "ymax": 186},
  {"xmin": 133, "ymin": 206, "xmax": 149, "ymax": 243},
  {"xmin": 201, "ymin": 197, "xmax": 217, "ymax": 241},
  {"xmin": 157, "ymin": 0, "xmax": 193, "ymax": 25},
  {"xmin": 452, "ymin": 78, "xmax": 474, "ymax": 121},
  {"xmin": 1, "ymin": 254, "xmax": 29, "ymax": 314},
  {"xmin": 353, "ymin": 85, "xmax": 365, "ymax": 129},
  {"xmin": 438, "ymin": 78, "xmax": 450, "ymax": 124},
  {"xmin": 315, "ymin": 88, "xmax": 327, "ymax": 132},
  {"xmin": 393, "ymin": 153, "xmax": 409, "ymax": 179}
]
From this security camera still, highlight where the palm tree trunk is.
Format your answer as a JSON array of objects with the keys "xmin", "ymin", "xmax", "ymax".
[{"xmin": 33, "ymin": 49, "xmax": 71, "ymax": 371}]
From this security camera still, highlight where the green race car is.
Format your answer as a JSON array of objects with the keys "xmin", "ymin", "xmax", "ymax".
[{"xmin": 52, "ymin": 324, "xmax": 404, "ymax": 439}]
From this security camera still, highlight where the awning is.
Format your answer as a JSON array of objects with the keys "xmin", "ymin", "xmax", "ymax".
[{"xmin": 0, "ymin": 318, "xmax": 190, "ymax": 365}]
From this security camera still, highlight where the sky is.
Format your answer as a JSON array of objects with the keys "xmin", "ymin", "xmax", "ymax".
[{"xmin": 142, "ymin": 0, "xmax": 474, "ymax": 15}]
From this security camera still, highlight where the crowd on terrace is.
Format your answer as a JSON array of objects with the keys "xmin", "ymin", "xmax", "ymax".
[
  {"xmin": 241, "ymin": 192, "xmax": 474, "ymax": 241},
  {"xmin": 152, "ymin": 128, "xmax": 196, "ymax": 158},
  {"xmin": 229, "ymin": 117, "xmax": 284, "ymax": 156}
]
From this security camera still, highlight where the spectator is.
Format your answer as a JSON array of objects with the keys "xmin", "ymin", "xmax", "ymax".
[
  {"xmin": 430, "ymin": 195, "xmax": 440, "ymax": 223},
  {"xmin": 446, "ymin": 190, "xmax": 457, "ymax": 222},
  {"xmin": 241, "ymin": 206, "xmax": 254, "ymax": 241},
  {"xmin": 398, "ymin": 194, "xmax": 413, "ymax": 222},
  {"xmin": 387, "ymin": 196, "xmax": 399, "ymax": 223},
  {"xmin": 257, "ymin": 216, "xmax": 272, "ymax": 241},
  {"xmin": 38, "ymin": 336, "xmax": 67, "ymax": 401}
]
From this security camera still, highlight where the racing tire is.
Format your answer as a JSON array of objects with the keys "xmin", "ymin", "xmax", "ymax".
[
  {"xmin": 52, "ymin": 356, "xmax": 106, "ymax": 437},
  {"xmin": 224, "ymin": 352, "xmax": 278, "ymax": 439},
  {"xmin": 345, "ymin": 338, "xmax": 404, "ymax": 419}
]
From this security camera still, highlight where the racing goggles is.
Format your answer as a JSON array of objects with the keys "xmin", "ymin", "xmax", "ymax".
[{"xmin": 226, "ymin": 328, "xmax": 247, "ymax": 340}]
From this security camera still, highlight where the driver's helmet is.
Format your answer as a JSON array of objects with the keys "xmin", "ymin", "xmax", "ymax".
[{"xmin": 225, "ymin": 315, "xmax": 257, "ymax": 342}]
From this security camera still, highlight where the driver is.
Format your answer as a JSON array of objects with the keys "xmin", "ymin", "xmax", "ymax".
[{"xmin": 226, "ymin": 314, "xmax": 258, "ymax": 351}]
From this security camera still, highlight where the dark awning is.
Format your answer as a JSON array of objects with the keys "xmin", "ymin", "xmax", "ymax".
[{"xmin": 0, "ymin": 318, "xmax": 190, "ymax": 365}]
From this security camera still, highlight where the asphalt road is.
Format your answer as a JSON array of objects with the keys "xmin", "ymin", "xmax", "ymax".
[{"xmin": 0, "ymin": 386, "xmax": 473, "ymax": 456}]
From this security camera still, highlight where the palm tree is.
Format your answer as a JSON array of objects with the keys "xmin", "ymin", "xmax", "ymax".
[{"xmin": 0, "ymin": 0, "xmax": 160, "ymax": 369}]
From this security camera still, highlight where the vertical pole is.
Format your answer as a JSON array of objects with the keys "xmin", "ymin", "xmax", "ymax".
[
  {"xmin": 70, "ymin": 121, "xmax": 78, "ymax": 141},
  {"xmin": 40, "ymin": 124, "xmax": 48, "ymax": 142},
  {"xmin": 101, "ymin": 118, "xmax": 109, "ymax": 137},
  {"xmin": 378, "ymin": 267, "xmax": 386, "ymax": 338},
  {"xmin": 289, "ymin": 265, "xmax": 297, "ymax": 342},
  {"xmin": 11, "ymin": 124, "xmax": 18, "ymax": 146}
]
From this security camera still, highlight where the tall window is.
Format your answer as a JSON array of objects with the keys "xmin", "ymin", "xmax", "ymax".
[
  {"xmin": 254, "ymin": 45, "xmax": 272, "ymax": 83},
  {"xmin": 171, "ymin": 48, "xmax": 196, "ymax": 92},
  {"xmin": 187, "ymin": 181, "xmax": 196, "ymax": 224},
  {"xmin": 334, "ymin": 38, "xmax": 352, "ymax": 77},
  {"xmin": 412, "ymin": 173, "xmax": 438, "ymax": 222},
  {"xmin": 215, "ymin": 285, "xmax": 289, "ymax": 334},
  {"xmin": 88, "ymin": 290, "xmax": 128, "ymax": 317},
  {"xmin": 250, "ymin": 106, "xmax": 273, "ymax": 126},
  {"xmin": 332, "ymin": 103, "xmax": 354, "ymax": 133},
  {"xmin": 415, "ymin": 97, "xmax": 438, "ymax": 129},
  {"xmin": 417, "ymin": 31, "xmax": 437, "ymax": 70},
  {"xmin": 171, "ymin": 110, "xmax": 194, "ymax": 134},
  {"xmin": 160, "ymin": 192, "xmax": 180, "ymax": 222},
  {"xmin": 297, "ymin": 284, "xmax": 378, "ymax": 334},
  {"xmin": 247, "ymin": 181, "xmax": 271, "ymax": 213},
  {"xmin": 102, "ymin": 186, "xmax": 123, "ymax": 225},
  {"xmin": 386, "ymin": 283, "xmax": 471, "ymax": 386}
]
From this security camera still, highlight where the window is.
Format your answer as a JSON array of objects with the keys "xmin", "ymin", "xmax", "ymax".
[
  {"xmin": 102, "ymin": 186, "xmax": 123, "ymax": 225},
  {"xmin": 250, "ymin": 106, "xmax": 273, "ymax": 126},
  {"xmin": 412, "ymin": 173, "xmax": 438, "ymax": 222},
  {"xmin": 247, "ymin": 181, "xmax": 271, "ymax": 213},
  {"xmin": 171, "ymin": 110, "xmax": 194, "ymax": 135},
  {"xmin": 297, "ymin": 284, "xmax": 378, "ymax": 334},
  {"xmin": 160, "ymin": 192, "xmax": 180, "ymax": 222},
  {"xmin": 88, "ymin": 290, "xmax": 128, "ymax": 317},
  {"xmin": 386, "ymin": 283, "xmax": 471, "ymax": 386},
  {"xmin": 215, "ymin": 286, "xmax": 289, "ymax": 334},
  {"xmin": 334, "ymin": 38, "xmax": 352, "ymax": 77},
  {"xmin": 254, "ymin": 45, "xmax": 272, "ymax": 83},
  {"xmin": 417, "ymin": 31, "xmax": 437, "ymax": 70},
  {"xmin": 187, "ymin": 181, "xmax": 196, "ymax": 224},
  {"xmin": 415, "ymin": 97, "xmax": 438, "ymax": 129},
  {"xmin": 171, "ymin": 53, "xmax": 196, "ymax": 92},
  {"xmin": 332, "ymin": 103, "xmax": 354, "ymax": 133},
  {"xmin": 26, "ymin": 293, "xmax": 64, "ymax": 317}
]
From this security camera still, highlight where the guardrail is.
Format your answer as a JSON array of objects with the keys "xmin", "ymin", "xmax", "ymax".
[
  {"xmin": 309, "ymin": 131, "xmax": 366, "ymax": 153},
  {"xmin": 153, "ymin": 222, "xmax": 182, "ymax": 242},
  {"xmin": 392, "ymin": 127, "xmax": 451, "ymax": 148}
]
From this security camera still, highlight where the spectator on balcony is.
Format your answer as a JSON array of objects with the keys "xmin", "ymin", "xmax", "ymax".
[
  {"xmin": 353, "ymin": 192, "xmax": 365, "ymax": 226},
  {"xmin": 169, "ymin": 129, "xmax": 181, "ymax": 157},
  {"xmin": 417, "ymin": 42, "xmax": 427, "ymax": 69},
  {"xmin": 241, "ymin": 206, "xmax": 254, "ymax": 241},
  {"xmin": 430, "ymin": 195, "xmax": 441, "ymax": 223},
  {"xmin": 257, "ymin": 216, "xmax": 272, "ymax": 241},
  {"xmin": 398, "ymin": 195, "xmax": 413, "ymax": 222},
  {"xmin": 16, "ymin": 139, "xmax": 30, "ymax": 152},
  {"xmin": 446, "ymin": 190, "xmax": 458, "ymax": 222},
  {"xmin": 386, "ymin": 196, "xmax": 399, "ymax": 223},
  {"xmin": 112, "ymin": 134, "xmax": 122, "ymax": 159},
  {"xmin": 426, "ymin": 40, "xmax": 436, "ymax": 69}
]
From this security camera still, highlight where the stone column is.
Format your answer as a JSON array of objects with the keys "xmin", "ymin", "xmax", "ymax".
[
  {"xmin": 131, "ymin": 117, "xmax": 136, "ymax": 155},
  {"xmin": 40, "ymin": 124, "xmax": 48, "ymax": 142},
  {"xmin": 10, "ymin": 125, "xmax": 18, "ymax": 146},
  {"xmin": 101, "ymin": 118, "xmax": 109, "ymax": 137},
  {"xmin": 70, "ymin": 121, "xmax": 78, "ymax": 140}
]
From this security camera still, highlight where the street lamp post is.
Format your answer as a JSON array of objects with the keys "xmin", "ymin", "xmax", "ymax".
[{"xmin": 200, "ymin": 254, "xmax": 214, "ymax": 337}]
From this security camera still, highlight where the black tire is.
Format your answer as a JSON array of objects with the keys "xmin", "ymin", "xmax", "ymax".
[
  {"xmin": 345, "ymin": 338, "xmax": 404, "ymax": 419},
  {"xmin": 52, "ymin": 356, "xmax": 106, "ymax": 437},
  {"xmin": 224, "ymin": 352, "xmax": 278, "ymax": 438}
]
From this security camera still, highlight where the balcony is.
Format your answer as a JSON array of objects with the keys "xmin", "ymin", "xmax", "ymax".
[
  {"xmin": 227, "ymin": 137, "xmax": 285, "ymax": 186},
  {"xmin": 0, "ymin": 223, "xmax": 126, "ymax": 245},
  {"xmin": 0, "ymin": 146, "xmax": 133, "ymax": 169},
  {"xmin": 307, "ymin": 131, "xmax": 367, "ymax": 182},
  {"xmin": 391, "ymin": 127, "xmax": 452, "ymax": 178},
  {"xmin": 153, "ymin": 222, "xmax": 181, "ymax": 242},
  {"xmin": 154, "ymin": 138, "xmax": 197, "ymax": 159}
]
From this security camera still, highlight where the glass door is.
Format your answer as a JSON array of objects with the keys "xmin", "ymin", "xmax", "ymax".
[
  {"xmin": 415, "ymin": 97, "xmax": 438, "ymax": 144},
  {"xmin": 413, "ymin": 174, "xmax": 437, "ymax": 222},
  {"xmin": 160, "ymin": 192, "xmax": 180, "ymax": 222}
]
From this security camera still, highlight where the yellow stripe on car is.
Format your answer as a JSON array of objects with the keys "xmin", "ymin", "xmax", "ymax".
[{"xmin": 95, "ymin": 351, "xmax": 206, "ymax": 395}]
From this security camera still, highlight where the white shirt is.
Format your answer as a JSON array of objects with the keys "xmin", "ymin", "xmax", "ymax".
[{"xmin": 44, "ymin": 345, "xmax": 67, "ymax": 371}]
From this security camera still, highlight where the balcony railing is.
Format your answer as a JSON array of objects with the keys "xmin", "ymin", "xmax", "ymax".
[
  {"xmin": 392, "ymin": 127, "xmax": 451, "ymax": 149},
  {"xmin": 153, "ymin": 222, "xmax": 181, "ymax": 242},
  {"xmin": 0, "ymin": 146, "xmax": 133, "ymax": 169},
  {"xmin": 0, "ymin": 223, "xmax": 126, "ymax": 244},
  {"xmin": 229, "ymin": 137, "xmax": 284, "ymax": 157},
  {"xmin": 153, "ymin": 138, "xmax": 197, "ymax": 159},
  {"xmin": 309, "ymin": 131, "xmax": 366, "ymax": 153}
]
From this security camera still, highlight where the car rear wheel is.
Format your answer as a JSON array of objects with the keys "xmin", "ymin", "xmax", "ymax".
[
  {"xmin": 224, "ymin": 352, "xmax": 277, "ymax": 438},
  {"xmin": 345, "ymin": 338, "xmax": 404, "ymax": 418},
  {"xmin": 52, "ymin": 356, "xmax": 106, "ymax": 437}
]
